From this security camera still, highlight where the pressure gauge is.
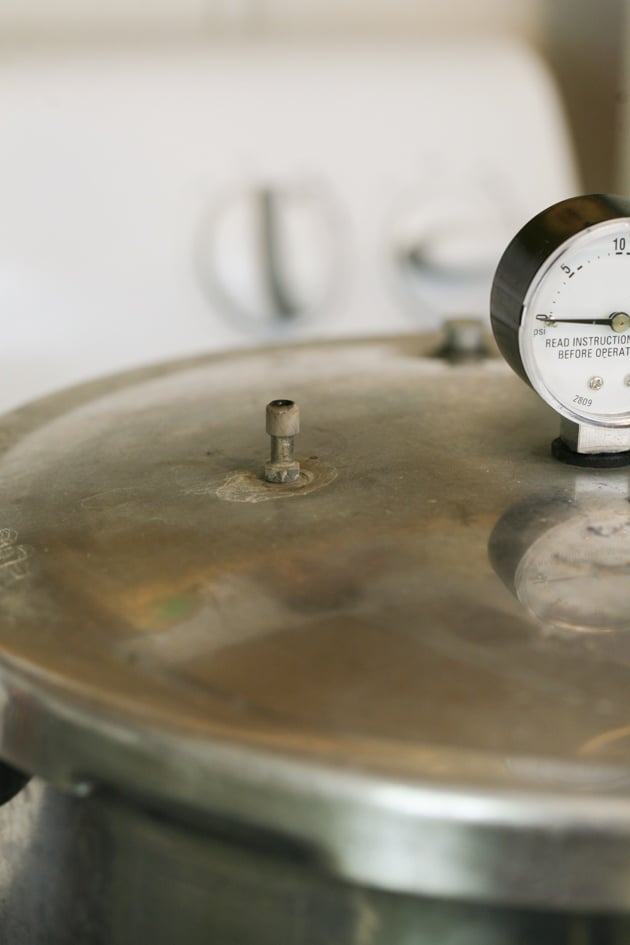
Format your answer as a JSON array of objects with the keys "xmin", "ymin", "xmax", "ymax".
[{"xmin": 491, "ymin": 194, "xmax": 630, "ymax": 465}]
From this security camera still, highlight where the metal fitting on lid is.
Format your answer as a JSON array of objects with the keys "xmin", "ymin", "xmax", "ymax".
[
  {"xmin": 438, "ymin": 317, "xmax": 488, "ymax": 361},
  {"xmin": 265, "ymin": 400, "xmax": 300, "ymax": 483},
  {"xmin": 266, "ymin": 399, "xmax": 300, "ymax": 437}
]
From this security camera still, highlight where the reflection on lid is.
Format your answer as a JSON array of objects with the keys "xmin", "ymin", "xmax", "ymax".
[{"xmin": 490, "ymin": 486, "xmax": 630, "ymax": 634}]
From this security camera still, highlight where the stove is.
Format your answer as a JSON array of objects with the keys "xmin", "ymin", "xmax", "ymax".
[{"xmin": 0, "ymin": 40, "xmax": 577, "ymax": 412}]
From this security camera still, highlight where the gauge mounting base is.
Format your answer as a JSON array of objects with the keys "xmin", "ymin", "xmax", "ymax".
[{"xmin": 551, "ymin": 437, "xmax": 630, "ymax": 467}]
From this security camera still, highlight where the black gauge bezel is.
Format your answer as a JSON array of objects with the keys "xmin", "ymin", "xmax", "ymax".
[{"xmin": 490, "ymin": 193, "xmax": 630, "ymax": 384}]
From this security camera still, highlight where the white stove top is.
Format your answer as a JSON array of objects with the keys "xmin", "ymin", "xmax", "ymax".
[{"xmin": 0, "ymin": 40, "xmax": 578, "ymax": 412}]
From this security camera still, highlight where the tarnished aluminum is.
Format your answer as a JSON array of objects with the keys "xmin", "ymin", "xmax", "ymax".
[{"xmin": 0, "ymin": 334, "xmax": 629, "ymax": 912}]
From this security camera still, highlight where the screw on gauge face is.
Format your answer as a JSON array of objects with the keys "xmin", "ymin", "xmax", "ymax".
[
  {"xmin": 264, "ymin": 399, "xmax": 300, "ymax": 483},
  {"xmin": 625, "ymin": 375, "xmax": 630, "ymax": 387},
  {"xmin": 589, "ymin": 376, "xmax": 604, "ymax": 390}
]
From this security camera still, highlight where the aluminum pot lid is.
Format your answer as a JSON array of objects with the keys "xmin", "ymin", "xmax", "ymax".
[{"xmin": 1, "ymin": 333, "xmax": 630, "ymax": 911}]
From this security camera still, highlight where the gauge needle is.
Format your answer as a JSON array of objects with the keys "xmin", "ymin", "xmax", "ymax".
[{"xmin": 536, "ymin": 312, "xmax": 630, "ymax": 331}]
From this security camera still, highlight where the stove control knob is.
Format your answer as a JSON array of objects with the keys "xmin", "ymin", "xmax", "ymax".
[
  {"xmin": 388, "ymin": 185, "xmax": 513, "ymax": 319},
  {"xmin": 196, "ymin": 182, "xmax": 343, "ymax": 334}
]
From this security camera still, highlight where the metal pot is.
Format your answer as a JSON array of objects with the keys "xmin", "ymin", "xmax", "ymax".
[{"xmin": 0, "ymin": 334, "xmax": 628, "ymax": 942}]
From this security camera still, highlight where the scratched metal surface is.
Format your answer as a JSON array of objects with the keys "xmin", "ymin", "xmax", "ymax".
[{"xmin": 0, "ymin": 334, "xmax": 629, "ymax": 909}]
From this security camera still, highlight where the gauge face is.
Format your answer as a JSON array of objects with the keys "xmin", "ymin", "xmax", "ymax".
[{"xmin": 520, "ymin": 219, "xmax": 630, "ymax": 426}]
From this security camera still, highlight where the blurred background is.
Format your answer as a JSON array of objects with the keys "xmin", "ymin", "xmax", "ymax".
[{"xmin": 0, "ymin": 0, "xmax": 627, "ymax": 411}]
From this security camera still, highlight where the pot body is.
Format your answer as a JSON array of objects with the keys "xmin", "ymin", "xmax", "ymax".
[{"xmin": 0, "ymin": 777, "xmax": 626, "ymax": 945}]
